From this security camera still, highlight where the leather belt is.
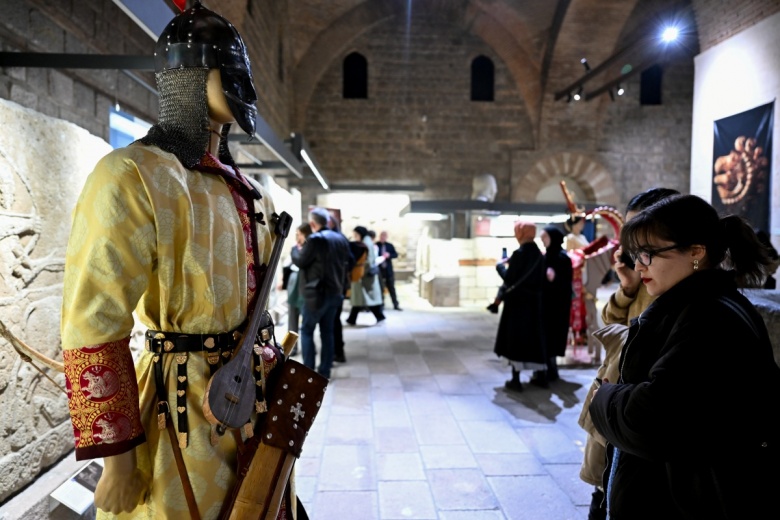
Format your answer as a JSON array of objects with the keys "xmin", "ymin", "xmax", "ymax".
[
  {"xmin": 144, "ymin": 329, "xmax": 242, "ymax": 354},
  {"xmin": 145, "ymin": 327, "xmax": 244, "ymax": 452}
]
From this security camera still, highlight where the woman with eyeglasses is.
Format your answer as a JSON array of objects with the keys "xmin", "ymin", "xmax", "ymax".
[{"xmin": 589, "ymin": 193, "xmax": 780, "ymax": 519}]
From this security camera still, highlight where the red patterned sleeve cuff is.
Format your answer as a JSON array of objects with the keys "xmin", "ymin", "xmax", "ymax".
[{"xmin": 63, "ymin": 338, "xmax": 146, "ymax": 460}]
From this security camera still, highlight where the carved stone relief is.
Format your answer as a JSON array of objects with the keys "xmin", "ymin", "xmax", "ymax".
[{"xmin": 0, "ymin": 99, "xmax": 113, "ymax": 502}]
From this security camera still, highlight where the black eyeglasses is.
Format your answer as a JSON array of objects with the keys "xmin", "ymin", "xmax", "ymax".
[{"xmin": 629, "ymin": 245, "xmax": 680, "ymax": 267}]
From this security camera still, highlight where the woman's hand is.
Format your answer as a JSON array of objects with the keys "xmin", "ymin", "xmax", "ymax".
[
  {"xmin": 93, "ymin": 449, "xmax": 149, "ymax": 514},
  {"xmin": 613, "ymin": 247, "xmax": 640, "ymax": 297},
  {"xmin": 546, "ymin": 267, "xmax": 556, "ymax": 282}
]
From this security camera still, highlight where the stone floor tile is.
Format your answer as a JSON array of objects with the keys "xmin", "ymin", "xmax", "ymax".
[
  {"xmin": 475, "ymin": 452, "xmax": 547, "ymax": 476},
  {"xmin": 378, "ymin": 481, "xmax": 437, "ymax": 520},
  {"xmin": 488, "ymin": 475, "xmax": 586, "ymax": 520},
  {"xmin": 325, "ymin": 413, "xmax": 373, "ymax": 444},
  {"xmin": 419, "ymin": 444, "xmax": 478, "ymax": 469},
  {"xmin": 422, "ymin": 350, "xmax": 469, "ymax": 375},
  {"xmin": 374, "ymin": 426, "xmax": 420, "ymax": 453},
  {"xmin": 318, "ymin": 445, "xmax": 376, "ymax": 491},
  {"xmin": 515, "ymin": 426, "xmax": 586, "ymax": 464},
  {"xmin": 445, "ymin": 394, "xmax": 509, "ymax": 421},
  {"xmin": 410, "ymin": 413, "xmax": 466, "ymax": 446},
  {"xmin": 400, "ymin": 375, "xmax": 441, "ymax": 392},
  {"xmin": 435, "ymin": 374, "xmax": 489, "ymax": 395},
  {"xmin": 377, "ymin": 452, "xmax": 426, "ymax": 481},
  {"xmin": 405, "ymin": 390, "xmax": 448, "ymax": 416},
  {"xmin": 427, "ymin": 468, "xmax": 499, "ymax": 510},
  {"xmin": 459, "ymin": 420, "xmax": 530, "ymax": 454},
  {"xmin": 373, "ymin": 400, "xmax": 412, "ymax": 428},
  {"xmin": 438, "ymin": 511, "xmax": 506, "ymax": 520},
  {"xmin": 311, "ymin": 491, "xmax": 379, "ymax": 520},
  {"xmin": 370, "ymin": 373, "xmax": 403, "ymax": 388},
  {"xmin": 395, "ymin": 353, "xmax": 432, "ymax": 376}
]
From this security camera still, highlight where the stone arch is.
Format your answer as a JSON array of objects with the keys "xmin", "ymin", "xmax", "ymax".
[{"xmin": 513, "ymin": 152, "xmax": 620, "ymax": 207}]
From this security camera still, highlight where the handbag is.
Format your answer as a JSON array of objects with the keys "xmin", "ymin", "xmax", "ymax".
[{"xmin": 500, "ymin": 255, "xmax": 543, "ymax": 296}]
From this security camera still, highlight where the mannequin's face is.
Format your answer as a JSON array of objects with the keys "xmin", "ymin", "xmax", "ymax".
[{"xmin": 206, "ymin": 69, "xmax": 235, "ymax": 125}]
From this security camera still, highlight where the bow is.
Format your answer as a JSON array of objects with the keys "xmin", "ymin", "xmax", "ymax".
[{"xmin": 0, "ymin": 318, "xmax": 66, "ymax": 394}]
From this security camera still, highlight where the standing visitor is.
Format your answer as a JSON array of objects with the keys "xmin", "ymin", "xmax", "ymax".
[
  {"xmin": 285, "ymin": 223, "xmax": 312, "ymax": 356},
  {"xmin": 376, "ymin": 231, "xmax": 402, "ymax": 311},
  {"xmin": 578, "ymin": 186, "xmax": 679, "ymax": 520},
  {"xmin": 346, "ymin": 226, "xmax": 386, "ymax": 325},
  {"xmin": 293, "ymin": 207, "xmax": 352, "ymax": 379},
  {"xmin": 532, "ymin": 226, "xmax": 573, "ymax": 384},
  {"xmin": 590, "ymin": 194, "xmax": 780, "ymax": 519},
  {"xmin": 494, "ymin": 221, "xmax": 547, "ymax": 391}
]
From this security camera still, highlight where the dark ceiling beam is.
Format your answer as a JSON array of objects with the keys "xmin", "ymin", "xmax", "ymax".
[
  {"xmin": 583, "ymin": 53, "xmax": 662, "ymax": 101},
  {"xmin": 234, "ymin": 162, "xmax": 287, "ymax": 170},
  {"xmin": 553, "ymin": 35, "xmax": 649, "ymax": 101},
  {"xmin": 553, "ymin": 0, "xmax": 691, "ymax": 102},
  {"xmin": 404, "ymin": 199, "xmax": 605, "ymax": 215},
  {"xmin": 0, "ymin": 52, "xmax": 154, "ymax": 70},
  {"xmin": 539, "ymin": 0, "xmax": 571, "ymax": 92}
]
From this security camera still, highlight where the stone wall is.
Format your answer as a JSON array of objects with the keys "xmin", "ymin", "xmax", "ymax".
[
  {"xmin": 692, "ymin": 0, "xmax": 780, "ymax": 51},
  {"xmin": 303, "ymin": 10, "xmax": 535, "ymax": 203},
  {"xmin": 0, "ymin": 1, "xmax": 158, "ymax": 141},
  {"xmin": 0, "ymin": 98, "xmax": 112, "ymax": 502}
]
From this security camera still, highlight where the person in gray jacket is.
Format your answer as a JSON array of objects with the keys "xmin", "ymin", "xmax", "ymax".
[{"xmin": 346, "ymin": 226, "xmax": 386, "ymax": 325}]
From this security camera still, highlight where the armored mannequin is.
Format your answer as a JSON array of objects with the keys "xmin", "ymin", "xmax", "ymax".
[{"xmin": 60, "ymin": 3, "xmax": 296, "ymax": 518}]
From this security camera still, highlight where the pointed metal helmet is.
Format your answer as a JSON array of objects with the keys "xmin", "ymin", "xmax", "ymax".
[{"xmin": 154, "ymin": 1, "xmax": 258, "ymax": 135}]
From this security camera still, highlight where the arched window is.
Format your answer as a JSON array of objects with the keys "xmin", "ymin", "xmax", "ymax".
[
  {"xmin": 640, "ymin": 64, "xmax": 663, "ymax": 105},
  {"xmin": 471, "ymin": 55, "xmax": 494, "ymax": 102},
  {"xmin": 343, "ymin": 52, "xmax": 368, "ymax": 99}
]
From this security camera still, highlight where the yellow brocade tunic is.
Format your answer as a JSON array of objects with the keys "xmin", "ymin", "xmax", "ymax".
[{"xmin": 61, "ymin": 143, "xmax": 277, "ymax": 519}]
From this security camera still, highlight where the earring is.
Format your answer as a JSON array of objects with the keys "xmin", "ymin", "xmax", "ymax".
[{"xmin": 693, "ymin": 259, "xmax": 699, "ymax": 271}]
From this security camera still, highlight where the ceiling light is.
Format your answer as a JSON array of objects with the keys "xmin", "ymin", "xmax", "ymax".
[
  {"xmin": 661, "ymin": 26, "xmax": 679, "ymax": 42},
  {"xmin": 573, "ymin": 86, "xmax": 583, "ymax": 101},
  {"xmin": 616, "ymin": 83, "xmax": 625, "ymax": 96},
  {"xmin": 580, "ymin": 58, "xmax": 591, "ymax": 72}
]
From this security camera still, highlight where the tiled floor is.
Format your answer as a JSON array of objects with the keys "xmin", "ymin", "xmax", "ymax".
[{"xmin": 291, "ymin": 283, "xmax": 600, "ymax": 520}]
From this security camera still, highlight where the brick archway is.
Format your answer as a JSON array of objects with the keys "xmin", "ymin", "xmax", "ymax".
[{"xmin": 513, "ymin": 152, "xmax": 620, "ymax": 206}]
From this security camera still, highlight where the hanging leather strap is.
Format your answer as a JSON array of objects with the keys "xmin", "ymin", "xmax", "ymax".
[{"xmin": 165, "ymin": 421, "xmax": 202, "ymax": 520}]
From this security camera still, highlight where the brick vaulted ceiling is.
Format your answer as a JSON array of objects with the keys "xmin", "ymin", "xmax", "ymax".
[
  {"xmin": 284, "ymin": 0, "xmax": 687, "ymax": 144},
  {"xmin": 206, "ymin": 0, "xmax": 710, "ymax": 203}
]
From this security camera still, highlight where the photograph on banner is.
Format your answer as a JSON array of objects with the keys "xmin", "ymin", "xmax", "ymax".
[{"xmin": 711, "ymin": 101, "xmax": 773, "ymax": 232}]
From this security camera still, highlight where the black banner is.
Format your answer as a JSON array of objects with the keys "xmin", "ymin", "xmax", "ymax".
[{"xmin": 712, "ymin": 102, "xmax": 774, "ymax": 232}]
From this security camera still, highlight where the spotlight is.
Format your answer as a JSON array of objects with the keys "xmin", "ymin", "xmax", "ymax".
[
  {"xmin": 661, "ymin": 26, "xmax": 679, "ymax": 42},
  {"xmin": 580, "ymin": 58, "xmax": 591, "ymax": 72},
  {"xmin": 616, "ymin": 84, "xmax": 625, "ymax": 96},
  {"xmin": 573, "ymin": 86, "xmax": 583, "ymax": 101}
]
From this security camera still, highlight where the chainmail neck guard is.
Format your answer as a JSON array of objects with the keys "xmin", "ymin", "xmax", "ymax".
[{"xmin": 140, "ymin": 68, "xmax": 237, "ymax": 169}]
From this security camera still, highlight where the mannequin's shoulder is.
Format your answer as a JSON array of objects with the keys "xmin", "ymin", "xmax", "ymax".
[{"xmin": 92, "ymin": 143, "xmax": 180, "ymax": 178}]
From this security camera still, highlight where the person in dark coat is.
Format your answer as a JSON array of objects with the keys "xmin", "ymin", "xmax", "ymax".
[
  {"xmin": 533, "ymin": 225, "xmax": 573, "ymax": 384},
  {"xmin": 376, "ymin": 231, "xmax": 402, "ymax": 310},
  {"xmin": 589, "ymin": 194, "xmax": 780, "ymax": 520},
  {"xmin": 494, "ymin": 221, "xmax": 547, "ymax": 392}
]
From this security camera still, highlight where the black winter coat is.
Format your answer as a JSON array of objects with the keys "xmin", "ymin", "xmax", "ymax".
[
  {"xmin": 589, "ymin": 269, "xmax": 780, "ymax": 520},
  {"xmin": 543, "ymin": 249, "xmax": 573, "ymax": 358},
  {"xmin": 493, "ymin": 241, "xmax": 546, "ymax": 364},
  {"xmin": 293, "ymin": 229, "xmax": 352, "ymax": 311}
]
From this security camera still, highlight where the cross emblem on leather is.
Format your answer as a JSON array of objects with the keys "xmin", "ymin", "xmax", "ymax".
[{"xmin": 290, "ymin": 402, "xmax": 305, "ymax": 422}]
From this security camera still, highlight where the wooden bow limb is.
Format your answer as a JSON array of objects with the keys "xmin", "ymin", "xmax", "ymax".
[{"xmin": 0, "ymin": 318, "xmax": 66, "ymax": 394}]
